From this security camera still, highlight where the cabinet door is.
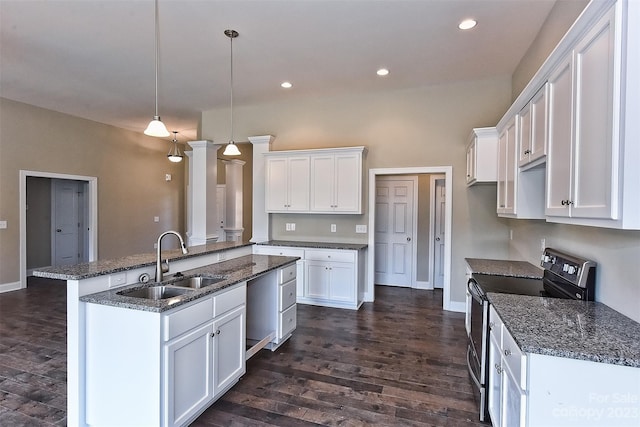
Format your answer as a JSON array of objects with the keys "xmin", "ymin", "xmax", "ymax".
[
  {"xmin": 529, "ymin": 84, "xmax": 548, "ymax": 163},
  {"xmin": 571, "ymin": 7, "xmax": 617, "ymax": 219},
  {"xmin": 546, "ymin": 55, "xmax": 574, "ymax": 217},
  {"xmin": 497, "ymin": 129, "xmax": 507, "ymax": 212},
  {"xmin": 518, "ymin": 103, "xmax": 532, "ymax": 167},
  {"xmin": 504, "ymin": 119, "xmax": 517, "ymax": 214},
  {"xmin": 287, "ymin": 156, "xmax": 311, "ymax": 212},
  {"xmin": 502, "ymin": 367, "xmax": 527, "ymax": 427},
  {"xmin": 487, "ymin": 331, "xmax": 503, "ymax": 427},
  {"xmin": 466, "ymin": 142, "xmax": 475, "ymax": 184},
  {"xmin": 310, "ymin": 155, "xmax": 335, "ymax": 212},
  {"xmin": 305, "ymin": 261, "xmax": 330, "ymax": 299},
  {"xmin": 328, "ymin": 262, "xmax": 355, "ymax": 302},
  {"xmin": 334, "ymin": 153, "xmax": 361, "ymax": 212},
  {"xmin": 265, "ymin": 157, "xmax": 289, "ymax": 212},
  {"xmin": 164, "ymin": 322, "xmax": 214, "ymax": 427},
  {"xmin": 213, "ymin": 306, "xmax": 246, "ymax": 396}
]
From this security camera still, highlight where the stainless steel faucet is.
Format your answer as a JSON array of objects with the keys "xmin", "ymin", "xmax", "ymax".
[{"xmin": 155, "ymin": 230, "xmax": 188, "ymax": 282}]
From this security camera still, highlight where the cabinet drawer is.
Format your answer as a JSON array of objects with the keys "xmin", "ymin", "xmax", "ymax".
[
  {"xmin": 279, "ymin": 263, "xmax": 297, "ymax": 285},
  {"xmin": 279, "ymin": 304, "xmax": 297, "ymax": 338},
  {"xmin": 305, "ymin": 249, "xmax": 355, "ymax": 263},
  {"xmin": 279, "ymin": 279, "xmax": 296, "ymax": 311},
  {"xmin": 164, "ymin": 297, "xmax": 213, "ymax": 341},
  {"xmin": 213, "ymin": 283, "xmax": 246, "ymax": 317},
  {"xmin": 254, "ymin": 245, "xmax": 305, "ymax": 258},
  {"xmin": 502, "ymin": 326, "xmax": 527, "ymax": 390}
]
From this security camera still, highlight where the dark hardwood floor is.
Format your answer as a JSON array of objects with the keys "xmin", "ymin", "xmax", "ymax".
[{"xmin": 0, "ymin": 278, "xmax": 487, "ymax": 427}]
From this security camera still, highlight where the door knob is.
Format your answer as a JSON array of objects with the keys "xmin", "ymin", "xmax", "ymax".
[
  {"xmin": 435, "ymin": 237, "xmax": 441, "ymax": 241},
  {"xmin": 56, "ymin": 229, "xmax": 62, "ymax": 232},
  {"xmin": 406, "ymin": 237, "xmax": 411, "ymax": 242}
]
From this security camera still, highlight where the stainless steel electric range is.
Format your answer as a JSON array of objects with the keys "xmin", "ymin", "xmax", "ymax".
[{"xmin": 465, "ymin": 248, "xmax": 597, "ymax": 422}]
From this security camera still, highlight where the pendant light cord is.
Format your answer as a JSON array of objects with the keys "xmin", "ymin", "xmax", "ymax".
[
  {"xmin": 154, "ymin": 0, "xmax": 160, "ymax": 117},
  {"xmin": 229, "ymin": 32, "xmax": 234, "ymax": 142}
]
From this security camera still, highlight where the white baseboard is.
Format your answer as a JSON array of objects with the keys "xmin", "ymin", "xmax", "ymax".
[
  {"xmin": 413, "ymin": 280, "xmax": 432, "ymax": 290},
  {"xmin": 446, "ymin": 300, "xmax": 466, "ymax": 313},
  {"xmin": 0, "ymin": 281, "xmax": 23, "ymax": 293}
]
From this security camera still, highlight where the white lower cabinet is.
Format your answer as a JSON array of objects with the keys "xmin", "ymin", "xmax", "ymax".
[
  {"xmin": 488, "ymin": 306, "xmax": 640, "ymax": 427},
  {"xmin": 254, "ymin": 245, "xmax": 365, "ymax": 310}
]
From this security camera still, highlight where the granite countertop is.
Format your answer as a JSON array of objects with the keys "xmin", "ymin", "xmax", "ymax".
[
  {"xmin": 33, "ymin": 241, "xmax": 254, "ymax": 280},
  {"xmin": 259, "ymin": 240, "xmax": 368, "ymax": 251},
  {"xmin": 487, "ymin": 293, "xmax": 640, "ymax": 367},
  {"xmin": 465, "ymin": 258, "xmax": 543, "ymax": 279},
  {"xmin": 80, "ymin": 254, "xmax": 299, "ymax": 313}
]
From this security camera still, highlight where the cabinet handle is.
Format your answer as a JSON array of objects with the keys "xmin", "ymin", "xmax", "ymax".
[
  {"xmin": 504, "ymin": 349, "xmax": 511, "ymax": 356},
  {"xmin": 210, "ymin": 332, "xmax": 215, "ymax": 338}
]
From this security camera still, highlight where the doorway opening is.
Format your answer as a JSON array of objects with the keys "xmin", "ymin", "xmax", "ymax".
[
  {"xmin": 19, "ymin": 170, "xmax": 98, "ymax": 290},
  {"xmin": 367, "ymin": 166, "xmax": 453, "ymax": 311}
]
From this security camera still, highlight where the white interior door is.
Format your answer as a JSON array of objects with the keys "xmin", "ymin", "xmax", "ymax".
[
  {"xmin": 374, "ymin": 177, "xmax": 416, "ymax": 287},
  {"xmin": 433, "ymin": 178, "xmax": 446, "ymax": 288},
  {"xmin": 51, "ymin": 179, "xmax": 80, "ymax": 266}
]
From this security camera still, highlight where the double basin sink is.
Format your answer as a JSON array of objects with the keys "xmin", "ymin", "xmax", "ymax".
[{"xmin": 117, "ymin": 275, "xmax": 227, "ymax": 301}]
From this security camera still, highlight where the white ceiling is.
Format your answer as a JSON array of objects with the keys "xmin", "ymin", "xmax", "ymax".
[{"xmin": 0, "ymin": 0, "xmax": 556, "ymax": 141}]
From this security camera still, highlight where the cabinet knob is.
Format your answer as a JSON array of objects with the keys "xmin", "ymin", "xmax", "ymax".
[
  {"xmin": 504, "ymin": 349, "xmax": 511, "ymax": 356},
  {"xmin": 495, "ymin": 363, "xmax": 502, "ymax": 374},
  {"xmin": 489, "ymin": 321, "xmax": 494, "ymax": 329}
]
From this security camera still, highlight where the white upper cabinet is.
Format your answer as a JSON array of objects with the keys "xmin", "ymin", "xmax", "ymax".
[
  {"xmin": 265, "ymin": 155, "xmax": 310, "ymax": 213},
  {"xmin": 265, "ymin": 146, "xmax": 365, "ymax": 215},
  {"xmin": 310, "ymin": 149, "xmax": 363, "ymax": 213},
  {"xmin": 496, "ymin": 0, "xmax": 640, "ymax": 229},
  {"xmin": 497, "ymin": 118, "xmax": 517, "ymax": 214},
  {"xmin": 518, "ymin": 84, "xmax": 548, "ymax": 169},
  {"xmin": 466, "ymin": 127, "xmax": 498, "ymax": 186}
]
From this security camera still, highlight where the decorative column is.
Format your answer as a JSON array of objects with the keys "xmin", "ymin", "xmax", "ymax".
[
  {"xmin": 248, "ymin": 135, "xmax": 274, "ymax": 242},
  {"xmin": 186, "ymin": 140, "xmax": 219, "ymax": 246},
  {"xmin": 222, "ymin": 159, "xmax": 245, "ymax": 242}
]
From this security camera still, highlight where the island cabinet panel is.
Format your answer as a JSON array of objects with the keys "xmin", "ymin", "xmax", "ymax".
[{"xmin": 84, "ymin": 282, "xmax": 247, "ymax": 427}]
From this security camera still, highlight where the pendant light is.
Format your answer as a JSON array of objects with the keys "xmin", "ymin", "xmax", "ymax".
[
  {"xmin": 144, "ymin": 0, "xmax": 170, "ymax": 137},
  {"xmin": 222, "ymin": 29, "xmax": 241, "ymax": 156},
  {"xmin": 167, "ymin": 131, "xmax": 183, "ymax": 162}
]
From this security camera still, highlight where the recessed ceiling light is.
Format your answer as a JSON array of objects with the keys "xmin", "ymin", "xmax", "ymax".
[
  {"xmin": 459, "ymin": 19, "xmax": 477, "ymax": 30},
  {"xmin": 377, "ymin": 68, "xmax": 389, "ymax": 76},
  {"xmin": 281, "ymin": 81, "xmax": 292, "ymax": 89}
]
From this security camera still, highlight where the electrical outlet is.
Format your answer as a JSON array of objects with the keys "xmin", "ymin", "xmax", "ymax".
[
  {"xmin": 165, "ymin": 174, "xmax": 172, "ymax": 181},
  {"xmin": 0, "ymin": 220, "xmax": 7, "ymax": 229},
  {"xmin": 285, "ymin": 223, "xmax": 291, "ymax": 231},
  {"xmin": 331, "ymin": 224, "xmax": 336, "ymax": 232},
  {"xmin": 154, "ymin": 216, "xmax": 160, "ymax": 223},
  {"xmin": 290, "ymin": 223, "xmax": 296, "ymax": 231},
  {"xmin": 509, "ymin": 229, "xmax": 513, "ymax": 240},
  {"xmin": 540, "ymin": 238, "xmax": 546, "ymax": 251},
  {"xmin": 355, "ymin": 225, "xmax": 367, "ymax": 233}
]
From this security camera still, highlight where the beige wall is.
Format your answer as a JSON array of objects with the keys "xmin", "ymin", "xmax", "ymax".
[
  {"xmin": 507, "ymin": 0, "xmax": 640, "ymax": 322},
  {"xmin": 0, "ymin": 98, "xmax": 186, "ymax": 284},
  {"xmin": 202, "ymin": 77, "xmax": 514, "ymax": 303},
  {"xmin": 511, "ymin": 0, "xmax": 589, "ymax": 101}
]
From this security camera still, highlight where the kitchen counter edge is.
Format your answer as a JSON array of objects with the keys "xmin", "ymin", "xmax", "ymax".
[
  {"xmin": 465, "ymin": 257, "xmax": 542, "ymax": 279},
  {"xmin": 80, "ymin": 254, "xmax": 299, "ymax": 313},
  {"xmin": 487, "ymin": 292, "xmax": 640, "ymax": 368},
  {"xmin": 33, "ymin": 241, "xmax": 254, "ymax": 280}
]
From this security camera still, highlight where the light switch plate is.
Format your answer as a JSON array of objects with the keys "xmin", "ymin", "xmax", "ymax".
[
  {"xmin": 331, "ymin": 224, "xmax": 337, "ymax": 232},
  {"xmin": 355, "ymin": 225, "xmax": 367, "ymax": 233},
  {"xmin": 0, "ymin": 220, "xmax": 7, "ymax": 229},
  {"xmin": 109, "ymin": 273, "xmax": 127, "ymax": 288}
]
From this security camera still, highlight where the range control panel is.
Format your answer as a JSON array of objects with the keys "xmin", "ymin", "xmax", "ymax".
[{"xmin": 540, "ymin": 248, "xmax": 597, "ymax": 289}]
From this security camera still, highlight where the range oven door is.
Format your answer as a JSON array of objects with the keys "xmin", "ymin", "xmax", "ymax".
[{"xmin": 466, "ymin": 278, "xmax": 489, "ymax": 422}]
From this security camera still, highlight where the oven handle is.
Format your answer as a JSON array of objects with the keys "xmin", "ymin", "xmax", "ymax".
[
  {"xmin": 466, "ymin": 344, "xmax": 482, "ymax": 390},
  {"xmin": 467, "ymin": 278, "xmax": 485, "ymax": 304}
]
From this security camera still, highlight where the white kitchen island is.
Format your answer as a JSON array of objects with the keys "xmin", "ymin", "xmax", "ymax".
[{"xmin": 33, "ymin": 241, "xmax": 298, "ymax": 427}]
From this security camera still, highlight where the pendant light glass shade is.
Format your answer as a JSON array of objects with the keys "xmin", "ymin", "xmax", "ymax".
[
  {"xmin": 144, "ymin": 0, "xmax": 170, "ymax": 138},
  {"xmin": 223, "ymin": 141, "xmax": 241, "ymax": 156},
  {"xmin": 223, "ymin": 29, "xmax": 241, "ymax": 156},
  {"xmin": 167, "ymin": 131, "xmax": 183, "ymax": 162},
  {"xmin": 146, "ymin": 116, "xmax": 170, "ymax": 137}
]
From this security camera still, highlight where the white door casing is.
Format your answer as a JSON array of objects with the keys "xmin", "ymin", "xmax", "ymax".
[
  {"xmin": 431, "ymin": 176, "xmax": 446, "ymax": 288},
  {"xmin": 367, "ymin": 166, "xmax": 455, "ymax": 312},
  {"xmin": 19, "ymin": 170, "xmax": 97, "ymax": 290},
  {"xmin": 374, "ymin": 176, "xmax": 417, "ymax": 288}
]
